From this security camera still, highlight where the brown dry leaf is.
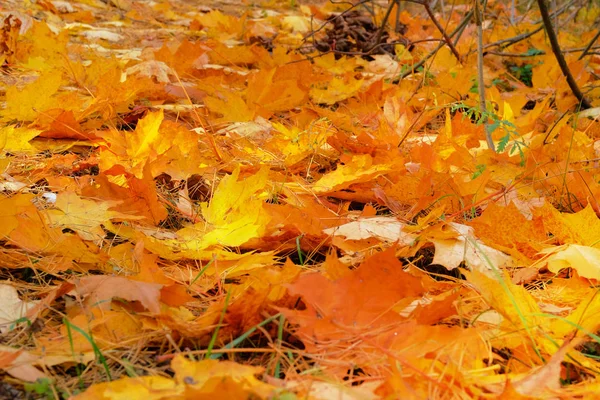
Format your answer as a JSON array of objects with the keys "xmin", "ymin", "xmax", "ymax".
[
  {"xmin": 0, "ymin": 346, "xmax": 45, "ymax": 382},
  {"xmin": 71, "ymin": 276, "xmax": 163, "ymax": 314}
]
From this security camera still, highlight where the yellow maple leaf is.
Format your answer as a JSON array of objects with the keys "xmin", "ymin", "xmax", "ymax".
[
  {"xmin": 536, "ymin": 204, "xmax": 600, "ymax": 248},
  {"xmin": 98, "ymin": 110, "xmax": 182, "ymax": 179},
  {"xmin": 309, "ymin": 73, "xmax": 364, "ymax": 105},
  {"xmin": 465, "ymin": 269, "xmax": 548, "ymax": 332},
  {"xmin": 203, "ymin": 166, "xmax": 268, "ymax": 225},
  {"xmin": 0, "ymin": 194, "xmax": 36, "ymax": 238},
  {"xmin": 205, "ymin": 90, "xmax": 254, "ymax": 123},
  {"xmin": 171, "ymin": 356, "xmax": 276, "ymax": 398},
  {"xmin": 125, "ymin": 109, "xmax": 165, "ymax": 177},
  {"xmin": 551, "ymin": 283, "xmax": 600, "ymax": 337},
  {"xmin": 246, "ymin": 68, "xmax": 307, "ymax": 115},
  {"xmin": 538, "ymin": 244, "xmax": 600, "ymax": 281},
  {"xmin": 313, "ymin": 53, "xmax": 365, "ymax": 74},
  {"xmin": 72, "ymin": 376, "xmax": 180, "ymax": 400},
  {"xmin": 4, "ymin": 73, "xmax": 63, "ymax": 121},
  {"xmin": 72, "ymin": 355, "xmax": 277, "ymax": 399},
  {"xmin": 0, "ymin": 126, "xmax": 42, "ymax": 153},
  {"xmin": 194, "ymin": 10, "xmax": 247, "ymax": 40},
  {"xmin": 177, "ymin": 167, "xmax": 270, "ymax": 249},
  {"xmin": 312, "ymin": 154, "xmax": 391, "ymax": 193},
  {"xmin": 271, "ymin": 119, "xmax": 334, "ymax": 166},
  {"xmin": 46, "ymin": 191, "xmax": 143, "ymax": 241}
]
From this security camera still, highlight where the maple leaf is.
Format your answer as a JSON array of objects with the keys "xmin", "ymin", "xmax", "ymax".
[
  {"xmin": 4, "ymin": 196, "xmax": 109, "ymax": 272},
  {"xmin": 72, "ymin": 376, "xmax": 181, "ymax": 400},
  {"xmin": 325, "ymin": 216, "xmax": 513, "ymax": 275},
  {"xmin": 126, "ymin": 109, "xmax": 164, "ymax": 167},
  {"xmin": 176, "ymin": 166, "xmax": 271, "ymax": 249},
  {"xmin": 35, "ymin": 309, "xmax": 143, "ymax": 366},
  {"xmin": 284, "ymin": 246, "xmax": 424, "ymax": 347},
  {"xmin": 538, "ymin": 244, "xmax": 600, "ymax": 281},
  {"xmin": 310, "ymin": 73, "xmax": 364, "ymax": 105},
  {"xmin": 4, "ymin": 73, "xmax": 63, "ymax": 121},
  {"xmin": 429, "ymin": 222, "xmax": 515, "ymax": 273},
  {"xmin": 45, "ymin": 191, "xmax": 143, "ymax": 241},
  {"xmin": 0, "ymin": 194, "xmax": 36, "ymax": 237},
  {"xmin": 0, "ymin": 283, "xmax": 38, "ymax": 333},
  {"xmin": 535, "ymin": 204, "xmax": 600, "ymax": 247},
  {"xmin": 72, "ymin": 355, "xmax": 278, "ymax": 399},
  {"xmin": 195, "ymin": 10, "xmax": 248, "ymax": 40},
  {"xmin": 0, "ymin": 346, "xmax": 45, "ymax": 382},
  {"xmin": 312, "ymin": 154, "xmax": 392, "ymax": 193},
  {"xmin": 323, "ymin": 216, "xmax": 415, "ymax": 244},
  {"xmin": 246, "ymin": 68, "xmax": 307, "ymax": 115},
  {"xmin": 271, "ymin": 119, "xmax": 335, "ymax": 166},
  {"xmin": 205, "ymin": 90, "xmax": 254, "ymax": 122},
  {"xmin": 98, "ymin": 110, "xmax": 173, "ymax": 178},
  {"xmin": 0, "ymin": 15, "xmax": 21, "ymax": 66},
  {"xmin": 172, "ymin": 356, "xmax": 276, "ymax": 398},
  {"xmin": 82, "ymin": 172, "xmax": 168, "ymax": 224},
  {"xmin": 0, "ymin": 126, "xmax": 42, "ymax": 153},
  {"xmin": 465, "ymin": 269, "xmax": 547, "ymax": 332},
  {"xmin": 511, "ymin": 338, "xmax": 575, "ymax": 396},
  {"xmin": 72, "ymin": 275, "xmax": 163, "ymax": 314}
]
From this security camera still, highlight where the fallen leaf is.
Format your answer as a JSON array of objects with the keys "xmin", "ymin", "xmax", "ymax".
[
  {"xmin": 72, "ymin": 276, "xmax": 163, "ymax": 314},
  {"xmin": 0, "ymin": 283, "xmax": 39, "ymax": 333},
  {"xmin": 539, "ymin": 244, "xmax": 600, "ymax": 280}
]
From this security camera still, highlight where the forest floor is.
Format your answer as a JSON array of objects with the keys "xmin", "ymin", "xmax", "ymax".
[{"xmin": 2, "ymin": 0, "xmax": 600, "ymax": 399}]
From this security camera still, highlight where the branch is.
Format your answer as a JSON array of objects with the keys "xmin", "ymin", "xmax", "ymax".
[
  {"xmin": 537, "ymin": 0, "xmax": 592, "ymax": 109},
  {"xmin": 481, "ymin": 0, "xmax": 575, "ymax": 52},
  {"xmin": 423, "ymin": 1, "xmax": 462, "ymax": 62},
  {"xmin": 578, "ymin": 29, "xmax": 600, "ymax": 60},
  {"xmin": 367, "ymin": 0, "xmax": 396, "ymax": 52},
  {"xmin": 475, "ymin": 0, "xmax": 495, "ymax": 151},
  {"xmin": 397, "ymin": 10, "xmax": 472, "ymax": 80}
]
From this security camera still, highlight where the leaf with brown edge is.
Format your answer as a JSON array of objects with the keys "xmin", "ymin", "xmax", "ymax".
[{"xmin": 71, "ymin": 275, "xmax": 163, "ymax": 314}]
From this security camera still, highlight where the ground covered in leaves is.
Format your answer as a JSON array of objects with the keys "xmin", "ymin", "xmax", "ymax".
[{"xmin": 2, "ymin": 0, "xmax": 600, "ymax": 398}]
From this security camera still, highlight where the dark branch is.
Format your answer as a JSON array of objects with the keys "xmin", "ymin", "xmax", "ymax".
[{"xmin": 537, "ymin": 0, "xmax": 592, "ymax": 109}]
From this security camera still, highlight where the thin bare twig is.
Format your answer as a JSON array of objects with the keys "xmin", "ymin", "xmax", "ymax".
[
  {"xmin": 481, "ymin": 0, "xmax": 575, "ymax": 52},
  {"xmin": 398, "ymin": 0, "xmax": 462, "ymax": 61},
  {"xmin": 302, "ymin": 0, "xmax": 373, "ymax": 42},
  {"xmin": 397, "ymin": 10, "xmax": 472, "ymax": 80},
  {"xmin": 486, "ymin": 50, "xmax": 545, "ymax": 57},
  {"xmin": 537, "ymin": 0, "xmax": 592, "ymax": 109},
  {"xmin": 486, "ymin": 45, "xmax": 600, "ymax": 58},
  {"xmin": 578, "ymin": 29, "xmax": 600, "ymax": 60},
  {"xmin": 475, "ymin": 0, "xmax": 495, "ymax": 151},
  {"xmin": 423, "ymin": 0, "xmax": 462, "ymax": 61},
  {"xmin": 483, "ymin": 26, "xmax": 544, "ymax": 50},
  {"xmin": 367, "ymin": 0, "xmax": 396, "ymax": 52}
]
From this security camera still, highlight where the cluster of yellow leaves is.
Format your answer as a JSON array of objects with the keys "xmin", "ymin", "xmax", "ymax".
[{"xmin": 2, "ymin": 0, "xmax": 600, "ymax": 398}]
